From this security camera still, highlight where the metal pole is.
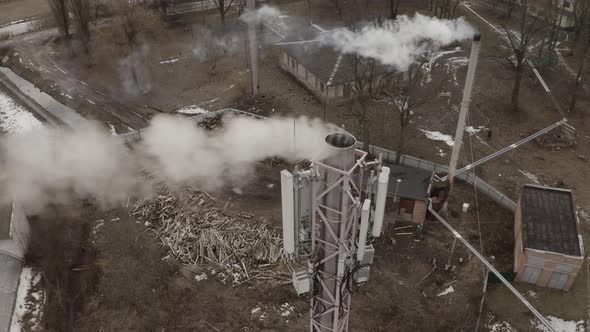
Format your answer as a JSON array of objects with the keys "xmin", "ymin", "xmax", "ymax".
[
  {"xmin": 427, "ymin": 199, "xmax": 555, "ymax": 332},
  {"xmin": 439, "ymin": 118, "xmax": 567, "ymax": 182},
  {"xmin": 247, "ymin": 0, "xmax": 259, "ymax": 95},
  {"xmin": 448, "ymin": 34, "xmax": 481, "ymax": 187}
]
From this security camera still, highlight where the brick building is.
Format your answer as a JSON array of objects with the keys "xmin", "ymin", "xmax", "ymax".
[{"xmin": 514, "ymin": 184, "xmax": 584, "ymax": 291}]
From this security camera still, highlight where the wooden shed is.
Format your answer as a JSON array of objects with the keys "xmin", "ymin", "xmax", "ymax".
[
  {"xmin": 387, "ymin": 164, "xmax": 433, "ymax": 225},
  {"xmin": 514, "ymin": 184, "xmax": 584, "ymax": 291}
]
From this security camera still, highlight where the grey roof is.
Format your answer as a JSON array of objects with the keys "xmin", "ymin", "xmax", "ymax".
[
  {"xmin": 278, "ymin": 19, "xmax": 392, "ymax": 84},
  {"xmin": 384, "ymin": 163, "xmax": 432, "ymax": 201},
  {"xmin": 520, "ymin": 184, "xmax": 582, "ymax": 256}
]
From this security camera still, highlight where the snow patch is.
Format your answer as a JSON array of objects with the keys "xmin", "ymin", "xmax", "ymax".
[
  {"xmin": 194, "ymin": 273, "xmax": 208, "ymax": 281},
  {"xmin": 160, "ymin": 57, "xmax": 181, "ymax": 65},
  {"xmin": 60, "ymin": 92, "xmax": 73, "ymax": 100},
  {"xmin": 420, "ymin": 129, "xmax": 454, "ymax": 146},
  {"xmin": 10, "ymin": 268, "xmax": 44, "ymax": 332},
  {"xmin": 436, "ymin": 147, "xmax": 447, "ymax": 157},
  {"xmin": 533, "ymin": 316, "xmax": 586, "ymax": 332},
  {"xmin": 223, "ymin": 84, "xmax": 236, "ymax": 92},
  {"xmin": 465, "ymin": 125, "xmax": 486, "ymax": 135},
  {"xmin": 488, "ymin": 320, "xmax": 515, "ymax": 332},
  {"xmin": 280, "ymin": 302, "xmax": 294, "ymax": 317},
  {"xmin": 519, "ymin": 170, "xmax": 540, "ymax": 184},
  {"xmin": 0, "ymin": 91, "xmax": 43, "ymax": 133},
  {"xmin": 177, "ymin": 105, "xmax": 208, "ymax": 115},
  {"xmin": 436, "ymin": 286, "xmax": 454, "ymax": 296}
]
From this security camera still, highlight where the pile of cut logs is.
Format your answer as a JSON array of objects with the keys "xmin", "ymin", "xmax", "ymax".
[{"xmin": 131, "ymin": 190, "xmax": 289, "ymax": 285}]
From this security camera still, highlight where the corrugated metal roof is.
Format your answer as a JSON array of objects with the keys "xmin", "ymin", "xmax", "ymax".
[{"xmin": 521, "ymin": 184, "xmax": 582, "ymax": 256}]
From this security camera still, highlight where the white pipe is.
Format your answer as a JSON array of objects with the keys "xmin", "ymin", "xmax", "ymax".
[
  {"xmin": 357, "ymin": 199, "xmax": 371, "ymax": 261},
  {"xmin": 247, "ymin": 0, "xmax": 259, "ymax": 95},
  {"xmin": 448, "ymin": 34, "xmax": 481, "ymax": 186},
  {"xmin": 281, "ymin": 170, "xmax": 295, "ymax": 257},
  {"xmin": 427, "ymin": 199, "xmax": 555, "ymax": 332},
  {"xmin": 372, "ymin": 166, "xmax": 390, "ymax": 237}
]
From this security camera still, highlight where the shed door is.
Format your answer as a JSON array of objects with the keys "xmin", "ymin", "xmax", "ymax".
[
  {"xmin": 521, "ymin": 266, "xmax": 542, "ymax": 284},
  {"xmin": 547, "ymin": 272, "xmax": 569, "ymax": 289}
]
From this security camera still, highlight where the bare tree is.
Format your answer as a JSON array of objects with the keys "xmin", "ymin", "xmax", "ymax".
[
  {"xmin": 192, "ymin": 26, "xmax": 236, "ymax": 75},
  {"xmin": 48, "ymin": 0, "xmax": 70, "ymax": 39},
  {"xmin": 432, "ymin": 0, "xmax": 462, "ymax": 19},
  {"xmin": 390, "ymin": 0, "xmax": 401, "ymax": 19},
  {"xmin": 381, "ymin": 55, "xmax": 439, "ymax": 164},
  {"xmin": 114, "ymin": 0, "xmax": 164, "ymax": 50},
  {"xmin": 502, "ymin": 0, "xmax": 544, "ymax": 111},
  {"xmin": 346, "ymin": 54, "xmax": 377, "ymax": 147},
  {"xmin": 572, "ymin": 0, "xmax": 590, "ymax": 42},
  {"xmin": 69, "ymin": 0, "xmax": 91, "ymax": 54},
  {"xmin": 569, "ymin": 25, "xmax": 590, "ymax": 111},
  {"xmin": 213, "ymin": 0, "xmax": 235, "ymax": 26}
]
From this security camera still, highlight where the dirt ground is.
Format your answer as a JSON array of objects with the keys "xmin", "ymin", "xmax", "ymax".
[
  {"xmin": 2, "ymin": 0, "xmax": 589, "ymax": 330},
  {"xmin": 20, "ymin": 160, "xmax": 513, "ymax": 331}
]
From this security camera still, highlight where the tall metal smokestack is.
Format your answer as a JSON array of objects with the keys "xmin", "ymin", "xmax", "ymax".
[
  {"xmin": 247, "ymin": 0, "xmax": 259, "ymax": 95},
  {"xmin": 311, "ymin": 132, "xmax": 357, "ymax": 331},
  {"xmin": 448, "ymin": 33, "xmax": 481, "ymax": 188}
]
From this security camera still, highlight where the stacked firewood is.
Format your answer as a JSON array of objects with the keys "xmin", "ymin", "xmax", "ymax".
[{"xmin": 131, "ymin": 190, "xmax": 289, "ymax": 285}]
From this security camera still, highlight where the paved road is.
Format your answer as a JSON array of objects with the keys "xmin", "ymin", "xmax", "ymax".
[{"xmin": 0, "ymin": 23, "xmax": 155, "ymax": 130}]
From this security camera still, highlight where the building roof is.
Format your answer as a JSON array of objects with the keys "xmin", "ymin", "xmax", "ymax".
[
  {"xmin": 520, "ymin": 184, "xmax": 582, "ymax": 256},
  {"xmin": 384, "ymin": 163, "xmax": 432, "ymax": 201},
  {"xmin": 278, "ymin": 18, "xmax": 392, "ymax": 84}
]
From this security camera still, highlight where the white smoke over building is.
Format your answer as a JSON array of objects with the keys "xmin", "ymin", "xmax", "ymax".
[
  {"xmin": 0, "ymin": 115, "xmax": 337, "ymax": 209},
  {"xmin": 319, "ymin": 14, "xmax": 475, "ymax": 70},
  {"xmin": 0, "ymin": 122, "xmax": 143, "ymax": 211},
  {"xmin": 239, "ymin": 5, "xmax": 282, "ymax": 24}
]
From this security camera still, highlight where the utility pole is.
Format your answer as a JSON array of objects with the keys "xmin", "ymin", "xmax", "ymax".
[
  {"xmin": 447, "ymin": 34, "xmax": 481, "ymax": 189},
  {"xmin": 247, "ymin": 0, "xmax": 259, "ymax": 95}
]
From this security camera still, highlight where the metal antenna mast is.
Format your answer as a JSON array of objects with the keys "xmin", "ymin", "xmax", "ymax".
[{"xmin": 281, "ymin": 132, "xmax": 390, "ymax": 332}]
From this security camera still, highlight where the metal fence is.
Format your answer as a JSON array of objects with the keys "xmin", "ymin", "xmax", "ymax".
[
  {"xmin": 118, "ymin": 108, "xmax": 516, "ymax": 212},
  {"xmin": 360, "ymin": 143, "xmax": 516, "ymax": 212}
]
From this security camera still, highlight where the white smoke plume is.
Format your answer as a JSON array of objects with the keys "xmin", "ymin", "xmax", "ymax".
[
  {"xmin": 239, "ymin": 5, "xmax": 282, "ymax": 24},
  {"xmin": 192, "ymin": 26, "xmax": 240, "ymax": 62},
  {"xmin": 119, "ymin": 42, "xmax": 152, "ymax": 95},
  {"xmin": 0, "ymin": 122, "xmax": 143, "ymax": 212},
  {"xmin": 319, "ymin": 14, "xmax": 475, "ymax": 70},
  {"xmin": 0, "ymin": 115, "xmax": 337, "ymax": 209},
  {"xmin": 139, "ymin": 114, "xmax": 335, "ymax": 190}
]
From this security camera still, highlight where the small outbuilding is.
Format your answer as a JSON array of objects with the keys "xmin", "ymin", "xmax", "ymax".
[
  {"xmin": 514, "ymin": 184, "xmax": 584, "ymax": 291},
  {"xmin": 386, "ymin": 164, "xmax": 433, "ymax": 225}
]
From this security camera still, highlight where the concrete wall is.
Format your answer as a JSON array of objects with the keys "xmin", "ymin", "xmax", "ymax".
[
  {"xmin": 279, "ymin": 51, "xmax": 348, "ymax": 103},
  {"xmin": 0, "ymin": 201, "xmax": 29, "ymax": 259}
]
